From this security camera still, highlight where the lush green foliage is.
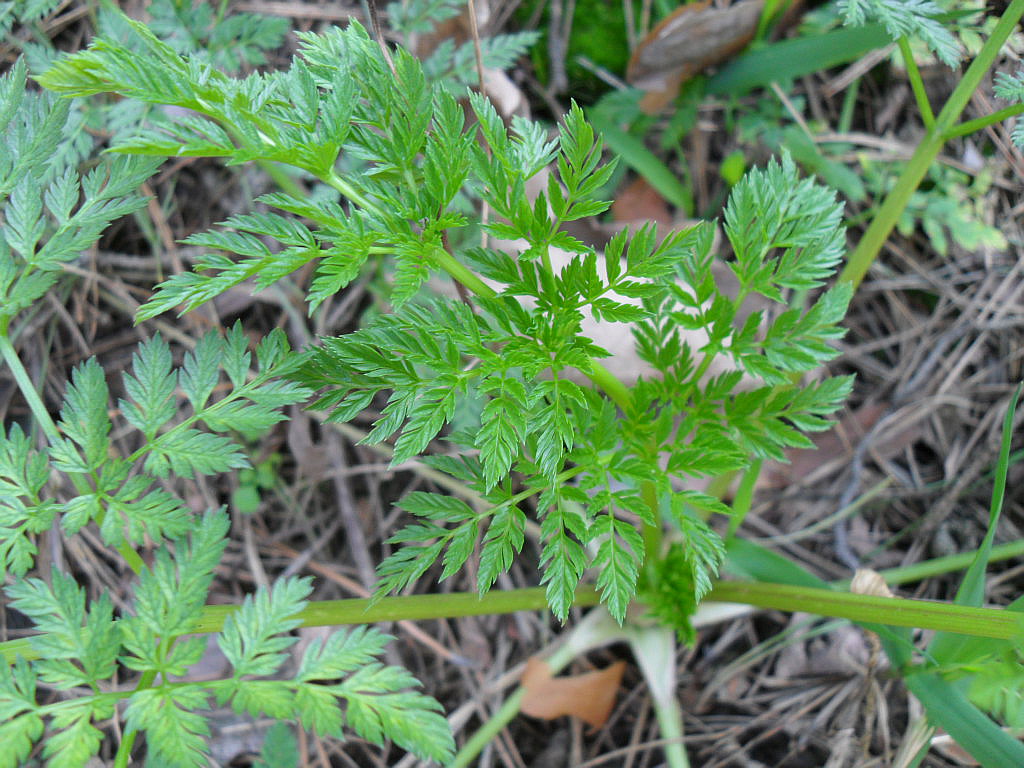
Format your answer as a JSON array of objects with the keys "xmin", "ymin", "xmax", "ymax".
[
  {"xmin": 4, "ymin": 0, "xmax": 1024, "ymax": 764},
  {"xmin": 147, "ymin": 0, "xmax": 288, "ymax": 71},
  {"xmin": 0, "ymin": 43, "xmax": 454, "ymax": 764},
  {"xmin": 0, "ymin": 512, "xmax": 453, "ymax": 768},
  {"xmin": 34, "ymin": 6, "xmax": 855, "ymax": 628}
]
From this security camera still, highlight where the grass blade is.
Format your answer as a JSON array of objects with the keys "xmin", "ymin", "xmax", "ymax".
[{"xmin": 707, "ymin": 24, "xmax": 891, "ymax": 96}]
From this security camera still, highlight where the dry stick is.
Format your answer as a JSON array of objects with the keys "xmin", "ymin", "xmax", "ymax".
[
  {"xmin": 461, "ymin": 0, "xmax": 496, "ymax": 284},
  {"xmin": 365, "ymin": 0, "xmax": 396, "ymax": 76},
  {"xmin": 546, "ymin": 0, "xmax": 572, "ymax": 95},
  {"xmin": 325, "ymin": 431, "xmax": 378, "ymax": 591},
  {"xmin": 465, "ymin": 0, "xmax": 487, "ymax": 97},
  {"xmin": 278, "ymin": 508, "xmax": 347, "ymax": 581}
]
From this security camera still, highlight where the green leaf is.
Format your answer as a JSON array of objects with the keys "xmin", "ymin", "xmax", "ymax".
[
  {"xmin": 0, "ymin": 424, "xmax": 56, "ymax": 576},
  {"xmin": 476, "ymin": 376, "xmax": 528, "ymax": 491},
  {"xmin": 840, "ymin": 0, "xmax": 961, "ymax": 67},
  {"xmin": 129, "ymin": 509, "xmax": 229, "ymax": 639},
  {"xmin": 539, "ymin": 494, "xmax": 589, "ymax": 622},
  {"xmin": 124, "ymin": 685, "xmax": 212, "ymax": 768},
  {"xmin": 478, "ymin": 504, "xmax": 526, "ymax": 594},
  {"xmin": 724, "ymin": 153, "xmax": 845, "ymax": 302},
  {"xmin": 146, "ymin": 428, "xmax": 249, "ymax": 479},
  {"xmin": 337, "ymin": 664, "xmax": 455, "ymax": 762},
  {"xmin": 44, "ymin": 698, "xmax": 111, "ymax": 768},
  {"xmin": 671, "ymin": 496, "xmax": 727, "ymax": 600},
  {"xmin": 101, "ymin": 479, "xmax": 191, "ymax": 547},
  {"xmin": 0, "ymin": 658, "xmax": 42, "ymax": 768},
  {"xmin": 374, "ymin": 534, "xmax": 446, "ymax": 599},
  {"xmin": 397, "ymin": 492, "xmax": 476, "ymax": 522},
  {"xmin": 590, "ymin": 514, "xmax": 643, "ymax": 623},
  {"xmin": 707, "ymin": 24, "xmax": 890, "ymax": 96},
  {"xmin": 6, "ymin": 569, "xmax": 120, "ymax": 688},
  {"xmin": 290, "ymin": 626, "xmax": 392, "ymax": 735},
  {"xmin": 297, "ymin": 625, "xmax": 390, "ymax": 682},
  {"xmin": 218, "ymin": 577, "xmax": 311, "ymax": 678},
  {"xmin": 390, "ymin": 385, "xmax": 459, "ymax": 465},
  {"xmin": 179, "ymin": 330, "xmax": 223, "ymax": 410},
  {"xmin": 254, "ymin": 722, "xmax": 298, "ymax": 768},
  {"xmin": 58, "ymin": 358, "xmax": 111, "ymax": 472},
  {"xmin": 120, "ymin": 333, "xmax": 178, "ymax": 438}
]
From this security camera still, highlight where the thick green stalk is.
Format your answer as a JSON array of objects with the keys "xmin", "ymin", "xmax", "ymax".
[
  {"xmin": 839, "ymin": 0, "xmax": 1024, "ymax": 289},
  {"xmin": 6, "ymin": 573, "xmax": 1021, "ymax": 665},
  {"xmin": 194, "ymin": 586, "xmax": 603, "ymax": 635},
  {"xmin": 630, "ymin": 625, "xmax": 689, "ymax": 768},
  {"xmin": 726, "ymin": 458, "xmax": 761, "ymax": 538},
  {"xmin": 0, "ymin": 586, "xmax": 603, "ymax": 665},
  {"xmin": 707, "ymin": 581, "xmax": 1023, "ymax": 639}
]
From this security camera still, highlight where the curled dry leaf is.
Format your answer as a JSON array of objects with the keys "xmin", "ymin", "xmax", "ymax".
[
  {"xmin": 627, "ymin": 0, "xmax": 764, "ymax": 113},
  {"xmin": 851, "ymin": 568, "xmax": 895, "ymax": 598},
  {"xmin": 520, "ymin": 657, "xmax": 627, "ymax": 728}
]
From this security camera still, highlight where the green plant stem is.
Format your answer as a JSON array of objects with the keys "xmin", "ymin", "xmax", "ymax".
[
  {"xmin": 193, "ymin": 585, "xmax": 604, "ymax": 635},
  {"xmin": 0, "ymin": 588, "xmax": 600, "ymax": 664},
  {"xmin": 9, "ymin": 567, "xmax": 1024, "ymax": 666},
  {"xmin": 585, "ymin": 358, "xmax": 635, "ymax": 413},
  {"xmin": 839, "ymin": 0, "xmax": 1024, "ymax": 289},
  {"xmin": 871, "ymin": 538, "xmax": 1024, "ymax": 587},
  {"xmin": 4, "ymin": 557, "xmax": 1019, "ymax": 663},
  {"xmin": 651, "ymin": 687, "xmax": 688, "ymax": 768},
  {"xmin": 838, "ymin": 77, "xmax": 860, "ymax": 133},
  {"xmin": 641, "ymin": 479, "xmax": 662, "ymax": 581},
  {"xmin": 256, "ymin": 159, "xmax": 305, "ymax": 199},
  {"xmin": 629, "ymin": 625, "xmax": 689, "ymax": 768},
  {"xmin": 0, "ymin": 332, "xmax": 63, "ymax": 445},
  {"xmin": 898, "ymin": 37, "xmax": 935, "ymax": 128},
  {"xmin": 0, "ymin": 333, "xmax": 145, "ymax": 573},
  {"xmin": 113, "ymin": 669, "xmax": 158, "ymax": 768},
  {"xmin": 452, "ymin": 683, "xmax": 527, "ymax": 767},
  {"xmin": 707, "ymin": 581, "xmax": 1022, "ymax": 639},
  {"xmin": 325, "ymin": 168, "xmax": 379, "ymax": 215},
  {"xmin": 945, "ymin": 103, "xmax": 1024, "ymax": 139},
  {"xmin": 726, "ymin": 458, "xmax": 761, "ymax": 538}
]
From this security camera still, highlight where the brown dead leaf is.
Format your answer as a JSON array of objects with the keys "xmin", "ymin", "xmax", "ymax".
[
  {"xmin": 627, "ymin": 0, "xmax": 764, "ymax": 113},
  {"xmin": 611, "ymin": 176, "xmax": 673, "ymax": 225},
  {"xmin": 520, "ymin": 657, "xmax": 627, "ymax": 728}
]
